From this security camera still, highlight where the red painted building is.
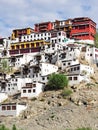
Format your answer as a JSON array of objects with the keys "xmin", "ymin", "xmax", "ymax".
[
  {"xmin": 35, "ymin": 21, "xmax": 53, "ymax": 32},
  {"xmin": 70, "ymin": 17, "xmax": 96, "ymax": 40}
]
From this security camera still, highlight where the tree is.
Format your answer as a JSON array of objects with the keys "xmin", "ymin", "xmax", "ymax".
[
  {"xmin": 94, "ymin": 32, "xmax": 98, "ymax": 48},
  {"xmin": 47, "ymin": 73, "xmax": 68, "ymax": 90},
  {"xmin": 12, "ymin": 125, "xmax": 17, "ymax": 130},
  {"xmin": 0, "ymin": 59, "xmax": 11, "ymax": 74},
  {"xmin": 0, "ymin": 125, "xmax": 9, "ymax": 130}
]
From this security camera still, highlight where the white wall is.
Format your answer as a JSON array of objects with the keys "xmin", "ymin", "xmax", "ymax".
[
  {"xmin": 68, "ymin": 74, "xmax": 90, "ymax": 86},
  {"xmin": 0, "ymin": 103, "xmax": 27, "ymax": 117},
  {"xmin": 0, "ymin": 93, "xmax": 8, "ymax": 103},
  {"xmin": 80, "ymin": 64, "xmax": 94, "ymax": 75},
  {"xmin": 67, "ymin": 64, "xmax": 94, "ymax": 76},
  {"xmin": 21, "ymin": 32, "xmax": 51, "ymax": 42},
  {"xmin": 40, "ymin": 63, "xmax": 58, "ymax": 76},
  {"xmin": 6, "ymin": 78, "xmax": 32, "ymax": 95},
  {"xmin": 17, "ymin": 104, "xmax": 27, "ymax": 116},
  {"xmin": 21, "ymin": 82, "xmax": 43, "ymax": 98},
  {"xmin": 11, "ymin": 38, "xmax": 19, "ymax": 43}
]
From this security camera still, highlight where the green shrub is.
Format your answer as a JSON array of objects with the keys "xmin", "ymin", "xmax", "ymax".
[
  {"xmin": 31, "ymin": 97, "xmax": 37, "ymax": 101},
  {"xmin": 47, "ymin": 73, "xmax": 68, "ymax": 90},
  {"xmin": 76, "ymin": 127, "xmax": 92, "ymax": 130},
  {"xmin": 61, "ymin": 89, "xmax": 72, "ymax": 98}
]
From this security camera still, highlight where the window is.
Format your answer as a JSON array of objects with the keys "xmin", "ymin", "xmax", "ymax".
[
  {"xmin": 23, "ymin": 90, "xmax": 26, "ymax": 93},
  {"xmin": 58, "ymin": 39, "xmax": 61, "ymax": 42},
  {"xmin": 74, "ymin": 77, "xmax": 77, "ymax": 80},
  {"xmin": 90, "ymin": 54, "xmax": 92, "ymax": 56},
  {"xmin": 58, "ymin": 32, "xmax": 61, "ymax": 36},
  {"xmin": 28, "ymin": 89, "xmax": 31, "ymax": 93},
  {"xmin": 69, "ymin": 77, "xmax": 72, "ymax": 80},
  {"xmin": 33, "ymin": 89, "xmax": 36, "ymax": 93},
  {"xmin": 68, "ymin": 62, "xmax": 70, "ymax": 65},
  {"xmin": 74, "ymin": 67, "xmax": 76, "ymax": 71},
  {"xmin": 12, "ymin": 79, "xmax": 14, "ymax": 81},
  {"xmin": 63, "ymin": 63, "xmax": 66, "ymax": 66},
  {"xmin": 33, "ymin": 84, "xmax": 36, "ymax": 87},
  {"xmin": 47, "ymin": 77, "xmax": 49, "ymax": 80},
  {"xmin": 7, "ymin": 106, "xmax": 11, "ymax": 110},
  {"xmin": 42, "ymin": 77, "xmax": 45, "ymax": 80},
  {"xmin": 12, "ymin": 106, "xmax": 16, "ymax": 110},
  {"xmin": 55, "ymin": 39, "xmax": 57, "ymax": 43},
  {"xmin": 48, "ymin": 37, "xmax": 50, "ymax": 40},
  {"xmin": 77, "ymin": 66, "xmax": 80, "ymax": 70},
  {"xmin": 2, "ymin": 106, "xmax": 6, "ymax": 110}
]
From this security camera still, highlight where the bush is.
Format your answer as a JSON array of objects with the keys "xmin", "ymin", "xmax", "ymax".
[
  {"xmin": 47, "ymin": 73, "xmax": 68, "ymax": 90},
  {"xmin": 31, "ymin": 97, "xmax": 37, "ymax": 101},
  {"xmin": 76, "ymin": 128, "xmax": 92, "ymax": 130},
  {"xmin": 61, "ymin": 89, "xmax": 72, "ymax": 98}
]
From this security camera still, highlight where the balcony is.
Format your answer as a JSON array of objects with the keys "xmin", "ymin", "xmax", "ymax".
[
  {"xmin": 9, "ymin": 50, "xmax": 19, "ymax": 55},
  {"xmin": 20, "ymin": 48, "xmax": 30, "ymax": 54}
]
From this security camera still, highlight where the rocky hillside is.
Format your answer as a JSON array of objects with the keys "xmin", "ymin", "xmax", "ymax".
[{"xmin": 0, "ymin": 81, "xmax": 98, "ymax": 130}]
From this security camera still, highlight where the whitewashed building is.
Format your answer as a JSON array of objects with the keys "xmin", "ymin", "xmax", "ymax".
[
  {"xmin": 67, "ymin": 74, "xmax": 90, "ymax": 86},
  {"xmin": 8, "ymin": 53, "xmax": 34, "ymax": 69},
  {"xmin": 29, "ymin": 62, "xmax": 58, "ymax": 84},
  {"xmin": 21, "ymin": 82, "xmax": 44, "ymax": 98},
  {"xmin": 6, "ymin": 77, "xmax": 32, "ymax": 95},
  {"xmin": 67, "ymin": 63, "xmax": 94, "ymax": 86},
  {"xmin": 50, "ymin": 31, "xmax": 67, "ymax": 44},
  {"xmin": 21, "ymin": 32, "xmax": 51, "ymax": 42},
  {"xmin": 84, "ymin": 46, "xmax": 98, "ymax": 64},
  {"xmin": 0, "ymin": 38, "xmax": 10, "ymax": 57},
  {"xmin": 0, "ymin": 102, "xmax": 27, "ymax": 117}
]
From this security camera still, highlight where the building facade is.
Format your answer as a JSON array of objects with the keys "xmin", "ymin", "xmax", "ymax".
[
  {"xmin": 70, "ymin": 17, "xmax": 96, "ymax": 40},
  {"xmin": 0, "ymin": 102, "xmax": 27, "ymax": 117}
]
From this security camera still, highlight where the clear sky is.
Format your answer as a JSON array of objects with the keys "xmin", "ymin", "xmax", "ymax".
[{"xmin": 0, "ymin": 0, "xmax": 98, "ymax": 37}]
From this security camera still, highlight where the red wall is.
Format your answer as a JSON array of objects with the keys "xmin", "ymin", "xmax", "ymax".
[{"xmin": 70, "ymin": 20, "xmax": 96, "ymax": 40}]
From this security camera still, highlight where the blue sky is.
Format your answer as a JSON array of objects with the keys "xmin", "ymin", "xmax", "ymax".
[{"xmin": 0, "ymin": 0, "xmax": 98, "ymax": 37}]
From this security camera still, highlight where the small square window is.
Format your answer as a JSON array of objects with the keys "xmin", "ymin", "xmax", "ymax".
[
  {"xmin": 28, "ymin": 89, "xmax": 31, "ymax": 93},
  {"xmin": 2, "ymin": 106, "xmax": 6, "ymax": 110},
  {"xmin": 12, "ymin": 106, "xmax": 16, "ymax": 110},
  {"xmin": 23, "ymin": 90, "xmax": 26, "ymax": 93},
  {"xmin": 69, "ymin": 77, "xmax": 72, "ymax": 80},
  {"xmin": 74, "ymin": 77, "xmax": 77, "ymax": 80},
  {"xmin": 7, "ymin": 106, "xmax": 11, "ymax": 110}
]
